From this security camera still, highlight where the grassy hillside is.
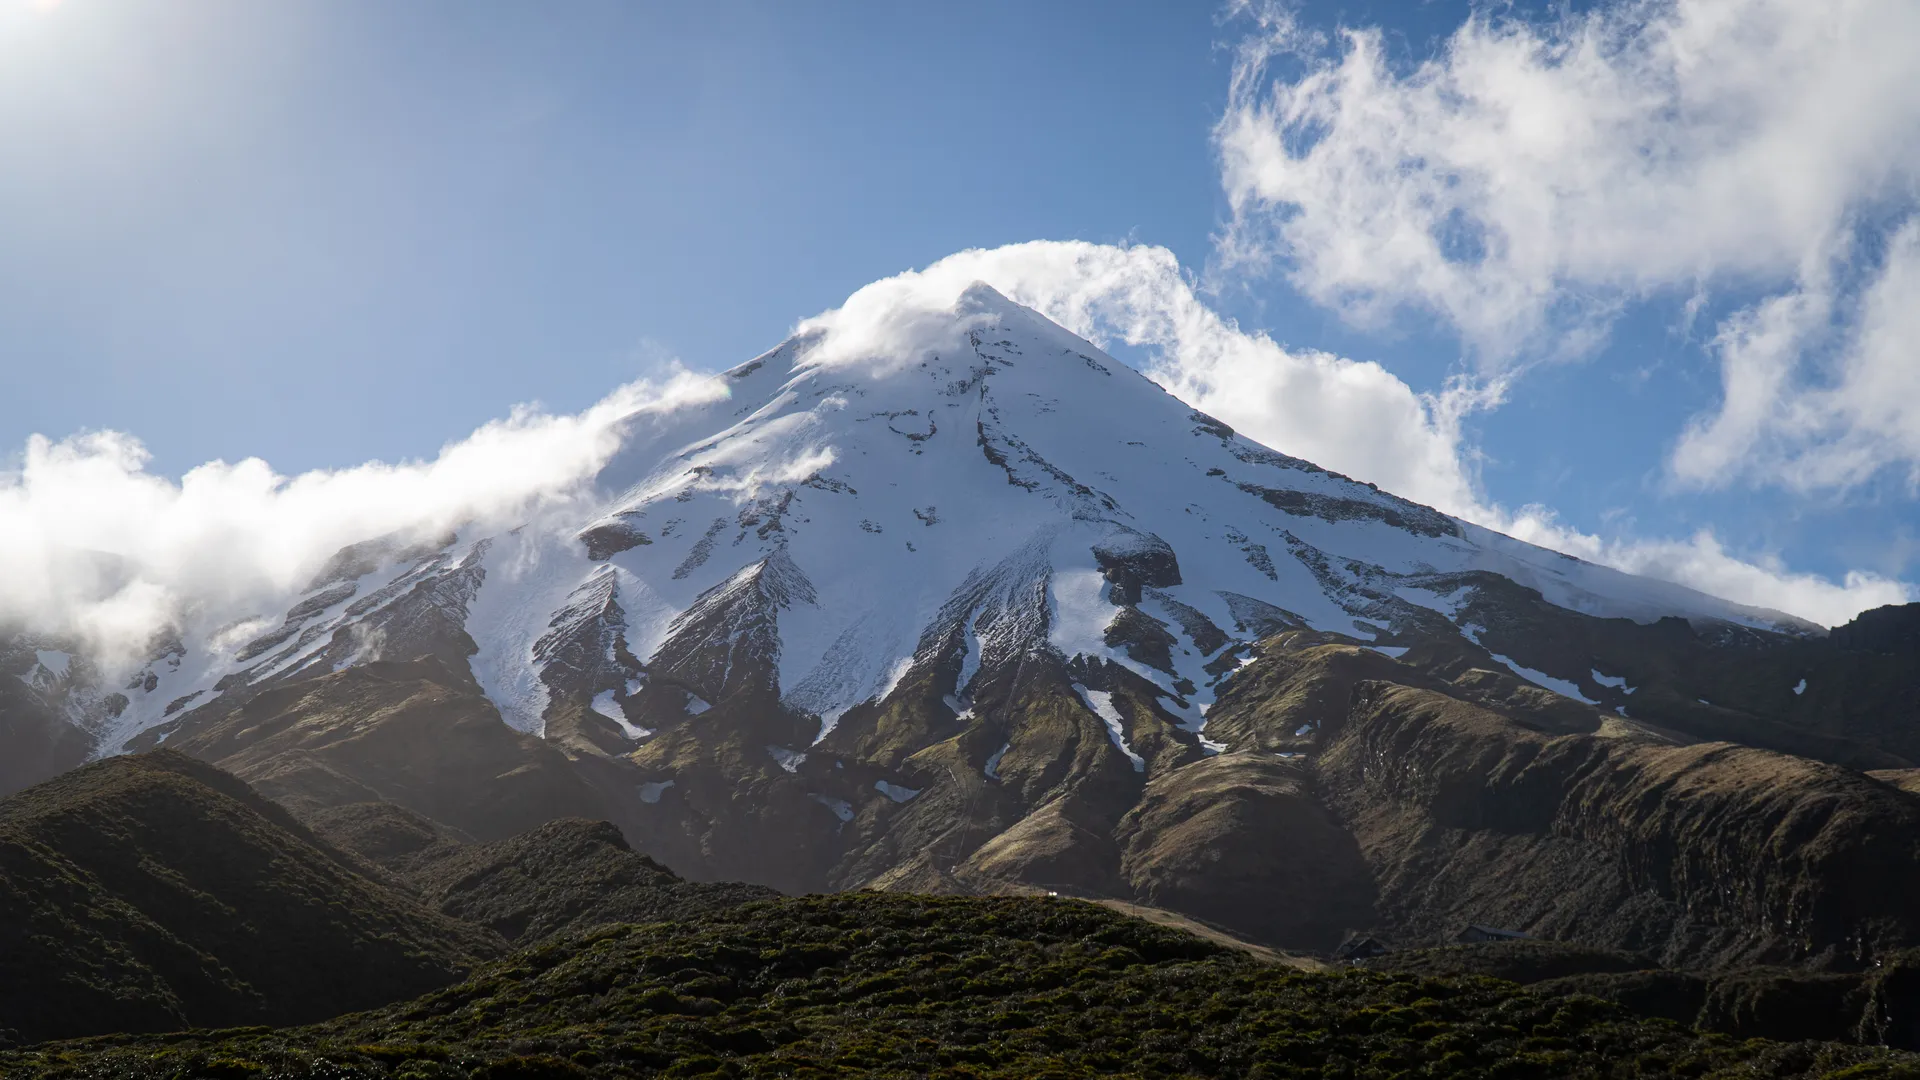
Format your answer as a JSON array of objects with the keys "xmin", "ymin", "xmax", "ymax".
[
  {"xmin": 9, "ymin": 892, "xmax": 1920, "ymax": 1078},
  {"xmin": 0, "ymin": 751, "xmax": 502, "ymax": 1045},
  {"xmin": 400, "ymin": 817, "xmax": 779, "ymax": 945}
]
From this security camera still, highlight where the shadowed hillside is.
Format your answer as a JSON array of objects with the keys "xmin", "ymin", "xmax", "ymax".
[
  {"xmin": 9, "ymin": 893, "xmax": 1920, "ymax": 1078},
  {"xmin": 0, "ymin": 751, "xmax": 503, "ymax": 1045}
]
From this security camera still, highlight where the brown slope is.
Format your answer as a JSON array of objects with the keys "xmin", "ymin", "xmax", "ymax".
[
  {"xmin": 0, "ymin": 750, "xmax": 503, "ymax": 1045},
  {"xmin": 164, "ymin": 655, "xmax": 606, "ymax": 843},
  {"xmin": 1314, "ymin": 676, "xmax": 1920, "ymax": 968}
]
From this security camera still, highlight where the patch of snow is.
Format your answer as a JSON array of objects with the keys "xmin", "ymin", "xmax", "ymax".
[
  {"xmin": 955, "ymin": 618, "xmax": 984, "ymax": 700},
  {"xmin": 1294, "ymin": 723, "xmax": 1314, "ymax": 737},
  {"xmin": 1459, "ymin": 623, "xmax": 1486, "ymax": 646},
  {"xmin": 685, "ymin": 694, "xmax": 711, "ymax": 715},
  {"xmin": 767, "ymin": 745, "xmax": 808, "ymax": 772},
  {"xmin": 1397, "ymin": 584, "xmax": 1473, "ymax": 618},
  {"xmin": 1698, "ymin": 698, "xmax": 1713, "ymax": 705},
  {"xmin": 637, "ymin": 780, "xmax": 675, "ymax": 804},
  {"xmin": 1048, "ymin": 568, "xmax": 1116, "ymax": 661},
  {"xmin": 1793, "ymin": 678, "xmax": 1807, "ymax": 696},
  {"xmin": 34, "ymin": 650, "xmax": 71, "ymax": 680},
  {"xmin": 984, "ymin": 740, "xmax": 1012, "ymax": 780},
  {"xmin": 1199, "ymin": 736, "xmax": 1228, "ymax": 755},
  {"xmin": 1489, "ymin": 654, "xmax": 1599, "ymax": 705},
  {"xmin": 809, "ymin": 793, "xmax": 855, "ymax": 822},
  {"xmin": 874, "ymin": 779, "xmax": 921, "ymax": 802},
  {"xmin": 811, "ymin": 706, "xmax": 848, "ymax": 746},
  {"xmin": 1615, "ymin": 706, "xmax": 1629, "ymax": 717},
  {"xmin": 1591, "ymin": 668, "xmax": 1636, "ymax": 694},
  {"xmin": 466, "ymin": 532, "xmax": 587, "ymax": 735},
  {"xmin": 875, "ymin": 655, "xmax": 916, "ymax": 704},
  {"xmin": 1367, "ymin": 646, "xmax": 1409, "ymax": 659},
  {"xmin": 1071, "ymin": 683, "xmax": 1145, "ymax": 772},
  {"xmin": 591, "ymin": 690, "xmax": 651, "ymax": 740}
]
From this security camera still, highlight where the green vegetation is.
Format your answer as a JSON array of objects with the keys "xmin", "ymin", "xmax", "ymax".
[
  {"xmin": 0, "ymin": 752, "xmax": 500, "ymax": 1044},
  {"xmin": 9, "ymin": 893, "xmax": 1920, "ymax": 1079}
]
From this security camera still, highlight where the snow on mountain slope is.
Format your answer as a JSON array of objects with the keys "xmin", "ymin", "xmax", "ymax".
[{"xmin": 56, "ymin": 282, "xmax": 1810, "ymax": 755}]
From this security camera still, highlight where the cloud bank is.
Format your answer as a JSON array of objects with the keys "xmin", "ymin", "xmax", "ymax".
[
  {"xmin": 0, "ymin": 370, "xmax": 723, "ymax": 668},
  {"xmin": 1216, "ymin": 0, "xmax": 1920, "ymax": 492}
]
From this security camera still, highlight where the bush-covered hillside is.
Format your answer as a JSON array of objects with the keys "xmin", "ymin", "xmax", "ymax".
[{"xmin": 9, "ymin": 893, "xmax": 1920, "ymax": 1079}]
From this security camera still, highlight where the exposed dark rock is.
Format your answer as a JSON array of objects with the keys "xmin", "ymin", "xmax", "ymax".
[
  {"xmin": 1103, "ymin": 604, "xmax": 1179, "ymax": 674},
  {"xmin": 1237, "ymin": 481, "xmax": 1461, "ymax": 539},
  {"xmin": 577, "ymin": 517, "xmax": 651, "ymax": 561},
  {"xmin": 1091, "ymin": 528, "xmax": 1181, "ymax": 603},
  {"xmin": 1834, "ymin": 603, "xmax": 1920, "ymax": 655}
]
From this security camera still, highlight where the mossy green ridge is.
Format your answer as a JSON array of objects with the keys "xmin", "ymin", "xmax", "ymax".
[
  {"xmin": 398, "ymin": 817, "xmax": 779, "ymax": 945},
  {"xmin": 0, "ymin": 750, "xmax": 503, "ymax": 1046},
  {"xmin": 9, "ymin": 892, "xmax": 1920, "ymax": 1079}
]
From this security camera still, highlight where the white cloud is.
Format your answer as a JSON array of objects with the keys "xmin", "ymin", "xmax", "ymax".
[
  {"xmin": 835, "ymin": 240, "xmax": 1908, "ymax": 625},
  {"xmin": 1216, "ymin": 0, "xmax": 1920, "ymax": 489},
  {"xmin": 1496, "ymin": 506, "xmax": 1909, "ymax": 629},
  {"xmin": 0, "ymin": 369, "xmax": 725, "ymax": 668},
  {"xmin": 1674, "ymin": 221, "xmax": 1920, "ymax": 489}
]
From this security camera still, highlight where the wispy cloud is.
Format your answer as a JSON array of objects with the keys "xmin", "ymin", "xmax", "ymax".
[
  {"xmin": 0, "ymin": 369, "xmax": 725, "ymax": 668},
  {"xmin": 1215, "ymin": 0, "xmax": 1920, "ymax": 492}
]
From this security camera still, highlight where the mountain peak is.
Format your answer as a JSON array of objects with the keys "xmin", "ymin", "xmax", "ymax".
[{"xmin": 41, "ymin": 295, "xmax": 1805, "ymax": 762}]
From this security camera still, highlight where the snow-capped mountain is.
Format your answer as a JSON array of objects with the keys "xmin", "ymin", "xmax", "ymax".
[
  {"xmin": 18, "ymin": 283, "xmax": 1805, "ymax": 765},
  {"xmin": 20, "ymin": 282, "xmax": 1920, "ymax": 957},
  {"xmin": 46, "ymin": 283, "xmax": 1802, "ymax": 762}
]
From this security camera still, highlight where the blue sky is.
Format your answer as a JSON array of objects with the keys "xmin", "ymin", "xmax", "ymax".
[{"xmin": 2, "ymin": 0, "xmax": 1916, "ymax": 625}]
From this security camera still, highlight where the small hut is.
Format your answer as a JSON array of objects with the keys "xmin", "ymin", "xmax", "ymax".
[{"xmin": 1335, "ymin": 933, "xmax": 1391, "ymax": 961}]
